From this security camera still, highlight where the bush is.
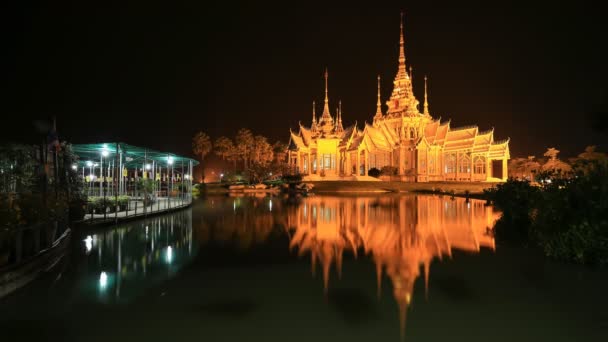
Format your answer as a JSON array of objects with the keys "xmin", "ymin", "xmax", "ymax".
[
  {"xmin": 368, "ymin": 167, "xmax": 381, "ymax": 178},
  {"xmin": 381, "ymin": 166, "xmax": 398, "ymax": 176},
  {"xmin": 487, "ymin": 160, "xmax": 608, "ymax": 265}
]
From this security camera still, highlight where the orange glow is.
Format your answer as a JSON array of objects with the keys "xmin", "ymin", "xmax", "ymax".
[{"xmin": 288, "ymin": 195, "xmax": 498, "ymax": 338}]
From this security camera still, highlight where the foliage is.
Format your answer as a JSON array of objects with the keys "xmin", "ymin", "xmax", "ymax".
[
  {"xmin": 487, "ymin": 156, "xmax": 608, "ymax": 265},
  {"xmin": 235, "ymin": 128, "xmax": 254, "ymax": 169},
  {"xmin": 368, "ymin": 167, "xmax": 381, "ymax": 178},
  {"xmin": 381, "ymin": 166, "xmax": 398, "ymax": 176},
  {"xmin": 87, "ymin": 196, "xmax": 130, "ymax": 213},
  {"xmin": 192, "ymin": 131, "xmax": 212, "ymax": 181}
]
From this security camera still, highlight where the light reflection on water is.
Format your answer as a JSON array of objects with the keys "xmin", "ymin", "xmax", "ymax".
[
  {"xmin": 197, "ymin": 194, "xmax": 499, "ymax": 338},
  {"xmin": 287, "ymin": 195, "xmax": 498, "ymax": 337},
  {"xmin": 79, "ymin": 210, "xmax": 195, "ymax": 303}
]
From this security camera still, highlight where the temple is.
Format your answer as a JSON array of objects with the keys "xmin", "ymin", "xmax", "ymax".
[{"xmin": 287, "ymin": 14, "xmax": 510, "ymax": 182}]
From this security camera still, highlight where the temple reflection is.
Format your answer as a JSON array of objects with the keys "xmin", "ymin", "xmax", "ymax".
[{"xmin": 288, "ymin": 195, "xmax": 498, "ymax": 338}]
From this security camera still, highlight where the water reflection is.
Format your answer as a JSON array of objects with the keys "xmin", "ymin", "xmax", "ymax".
[
  {"xmin": 77, "ymin": 210, "xmax": 196, "ymax": 303},
  {"xmin": 287, "ymin": 195, "xmax": 498, "ymax": 337}
]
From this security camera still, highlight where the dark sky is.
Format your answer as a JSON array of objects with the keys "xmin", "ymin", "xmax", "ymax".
[{"xmin": 4, "ymin": 1, "xmax": 608, "ymax": 159}]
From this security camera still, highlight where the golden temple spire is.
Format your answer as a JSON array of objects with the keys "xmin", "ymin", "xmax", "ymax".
[
  {"xmin": 375, "ymin": 75, "xmax": 383, "ymax": 117},
  {"xmin": 399, "ymin": 12, "xmax": 406, "ymax": 71},
  {"xmin": 311, "ymin": 101, "xmax": 318, "ymax": 131},
  {"xmin": 423, "ymin": 75, "xmax": 429, "ymax": 116},
  {"xmin": 322, "ymin": 68, "xmax": 331, "ymax": 118}
]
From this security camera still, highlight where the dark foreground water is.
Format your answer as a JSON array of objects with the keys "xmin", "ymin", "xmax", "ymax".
[{"xmin": 1, "ymin": 194, "xmax": 607, "ymax": 341}]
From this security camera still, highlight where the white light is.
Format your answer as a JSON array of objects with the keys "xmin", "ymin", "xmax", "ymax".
[
  {"xmin": 166, "ymin": 246, "xmax": 173, "ymax": 263},
  {"xmin": 269, "ymin": 172, "xmax": 272, "ymax": 176},
  {"xmin": 94, "ymin": 163, "xmax": 98, "ymax": 167},
  {"xmin": 84, "ymin": 235, "xmax": 93, "ymax": 253},
  {"xmin": 72, "ymin": 164, "xmax": 78, "ymax": 170},
  {"xmin": 99, "ymin": 271, "xmax": 108, "ymax": 289},
  {"xmin": 101, "ymin": 150, "xmax": 109, "ymax": 157},
  {"xmin": 220, "ymin": 173, "xmax": 224, "ymax": 178},
  {"xmin": 545, "ymin": 179, "xmax": 552, "ymax": 184},
  {"xmin": 269, "ymin": 199, "xmax": 273, "ymax": 212},
  {"xmin": 90, "ymin": 175, "xmax": 96, "ymax": 180},
  {"xmin": 184, "ymin": 174, "xmax": 189, "ymax": 180},
  {"xmin": 167, "ymin": 156, "xmax": 174, "ymax": 165},
  {"xmin": 145, "ymin": 164, "xmax": 151, "ymax": 170},
  {"xmin": 102, "ymin": 143, "xmax": 108, "ymax": 148},
  {"xmin": 86, "ymin": 161, "xmax": 93, "ymax": 167}
]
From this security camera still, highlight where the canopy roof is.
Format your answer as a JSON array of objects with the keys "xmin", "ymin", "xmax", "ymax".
[{"xmin": 72, "ymin": 143, "xmax": 199, "ymax": 169}]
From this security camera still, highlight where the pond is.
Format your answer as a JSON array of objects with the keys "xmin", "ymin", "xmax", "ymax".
[{"xmin": 1, "ymin": 194, "xmax": 607, "ymax": 341}]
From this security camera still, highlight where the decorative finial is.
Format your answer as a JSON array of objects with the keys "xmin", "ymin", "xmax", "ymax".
[
  {"xmin": 409, "ymin": 66, "xmax": 413, "ymax": 80},
  {"xmin": 375, "ymin": 75, "xmax": 382, "ymax": 117},
  {"xmin": 399, "ymin": 12, "xmax": 406, "ymax": 66},
  {"xmin": 423, "ymin": 75, "xmax": 429, "ymax": 115},
  {"xmin": 321, "ymin": 68, "xmax": 332, "ymax": 120},
  {"xmin": 312, "ymin": 100, "xmax": 317, "ymax": 126}
]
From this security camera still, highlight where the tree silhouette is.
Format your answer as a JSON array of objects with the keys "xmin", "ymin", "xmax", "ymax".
[{"xmin": 192, "ymin": 131, "xmax": 212, "ymax": 182}]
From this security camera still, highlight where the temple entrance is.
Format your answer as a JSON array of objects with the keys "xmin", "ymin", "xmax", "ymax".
[{"xmin": 491, "ymin": 160, "xmax": 503, "ymax": 179}]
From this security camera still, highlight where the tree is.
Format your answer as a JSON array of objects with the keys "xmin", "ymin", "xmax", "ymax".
[
  {"xmin": 578, "ymin": 145, "xmax": 607, "ymax": 161},
  {"xmin": 214, "ymin": 136, "xmax": 238, "ymax": 171},
  {"xmin": 272, "ymin": 141, "xmax": 287, "ymax": 163},
  {"xmin": 192, "ymin": 131, "xmax": 212, "ymax": 182},
  {"xmin": 251, "ymin": 135, "xmax": 273, "ymax": 165},
  {"xmin": 235, "ymin": 128, "xmax": 254, "ymax": 169},
  {"xmin": 541, "ymin": 147, "xmax": 571, "ymax": 174}
]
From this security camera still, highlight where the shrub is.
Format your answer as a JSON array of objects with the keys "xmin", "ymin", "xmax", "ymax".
[
  {"xmin": 381, "ymin": 166, "xmax": 398, "ymax": 176},
  {"xmin": 368, "ymin": 167, "xmax": 381, "ymax": 178}
]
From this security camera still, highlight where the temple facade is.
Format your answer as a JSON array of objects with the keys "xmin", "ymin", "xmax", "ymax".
[{"xmin": 287, "ymin": 15, "xmax": 510, "ymax": 182}]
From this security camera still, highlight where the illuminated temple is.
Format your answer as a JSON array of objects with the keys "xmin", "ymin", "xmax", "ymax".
[{"xmin": 287, "ymin": 15, "xmax": 510, "ymax": 182}]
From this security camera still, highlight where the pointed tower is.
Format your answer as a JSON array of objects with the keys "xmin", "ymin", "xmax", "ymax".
[
  {"xmin": 335, "ymin": 100, "xmax": 344, "ymax": 133},
  {"xmin": 319, "ymin": 68, "xmax": 334, "ymax": 134},
  {"xmin": 423, "ymin": 75, "xmax": 430, "ymax": 116},
  {"xmin": 386, "ymin": 13, "xmax": 420, "ymax": 117},
  {"xmin": 311, "ymin": 101, "xmax": 318, "ymax": 132},
  {"xmin": 373, "ymin": 75, "xmax": 383, "ymax": 124}
]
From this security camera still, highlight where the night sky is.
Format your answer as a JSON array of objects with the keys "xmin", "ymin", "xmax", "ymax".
[{"xmin": 5, "ymin": 1, "xmax": 608, "ymax": 159}]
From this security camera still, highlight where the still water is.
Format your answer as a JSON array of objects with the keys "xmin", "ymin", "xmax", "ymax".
[{"xmin": 1, "ymin": 194, "xmax": 607, "ymax": 341}]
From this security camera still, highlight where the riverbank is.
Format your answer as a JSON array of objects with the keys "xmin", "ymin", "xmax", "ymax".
[
  {"xmin": 310, "ymin": 181, "xmax": 497, "ymax": 196},
  {"xmin": 203, "ymin": 181, "xmax": 498, "ymax": 198}
]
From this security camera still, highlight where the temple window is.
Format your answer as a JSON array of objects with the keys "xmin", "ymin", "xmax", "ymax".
[
  {"xmin": 445, "ymin": 153, "xmax": 456, "ymax": 173},
  {"xmin": 474, "ymin": 156, "xmax": 486, "ymax": 174}
]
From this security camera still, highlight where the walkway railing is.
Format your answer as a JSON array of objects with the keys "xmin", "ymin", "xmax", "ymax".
[{"xmin": 83, "ymin": 193, "xmax": 193, "ymax": 224}]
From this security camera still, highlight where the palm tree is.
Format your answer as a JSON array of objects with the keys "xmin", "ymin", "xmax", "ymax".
[
  {"xmin": 192, "ymin": 131, "xmax": 212, "ymax": 182},
  {"xmin": 235, "ymin": 128, "xmax": 254, "ymax": 169},
  {"xmin": 542, "ymin": 147, "xmax": 571, "ymax": 173},
  {"xmin": 251, "ymin": 135, "xmax": 273, "ymax": 165},
  {"xmin": 214, "ymin": 136, "xmax": 238, "ymax": 171}
]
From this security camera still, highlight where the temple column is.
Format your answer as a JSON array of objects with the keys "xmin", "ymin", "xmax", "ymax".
[
  {"xmin": 486, "ymin": 156, "xmax": 492, "ymax": 181},
  {"xmin": 356, "ymin": 150, "xmax": 361, "ymax": 176},
  {"xmin": 502, "ymin": 158, "xmax": 508, "ymax": 181},
  {"xmin": 296, "ymin": 152, "xmax": 301, "ymax": 174},
  {"xmin": 364, "ymin": 150, "xmax": 369, "ymax": 176},
  {"xmin": 455, "ymin": 151, "xmax": 459, "ymax": 181},
  {"xmin": 307, "ymin": 151, "xmax": 311, "ymax": 175},
  {"xmin": 470, "ymin": 153, "xmax": 474, "ymax": 182},
  {"xmin": 399, "ymin": 146, "xmax": 406, "ymax": 175}
]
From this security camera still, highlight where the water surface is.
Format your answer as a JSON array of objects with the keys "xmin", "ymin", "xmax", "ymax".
[{"xmin": 1, "ymin": 194, "xmax": 607, "ymax": 341}]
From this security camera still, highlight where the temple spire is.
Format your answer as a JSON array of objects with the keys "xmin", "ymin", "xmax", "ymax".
[
  {"xmin": 423, "ymin": 75, "xmax": 429, "ymax": 116},
  {"xmin": 336, "ymin": 100, "xmax": 344, "ymax": 133},
  {"xmin": 311, "ymin": 101, "xmax": 318, "ymax": 131},
  {"xmin": 322, "ymin": 68, "xmax": 331, "ymax": 118},
  {"xmin": 375, "ymin": 75, "xmax": 383, "ymax": 117},
  {"xmin": 399, "ymin": 12, "xmax": 406, "ymax": 70}
]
